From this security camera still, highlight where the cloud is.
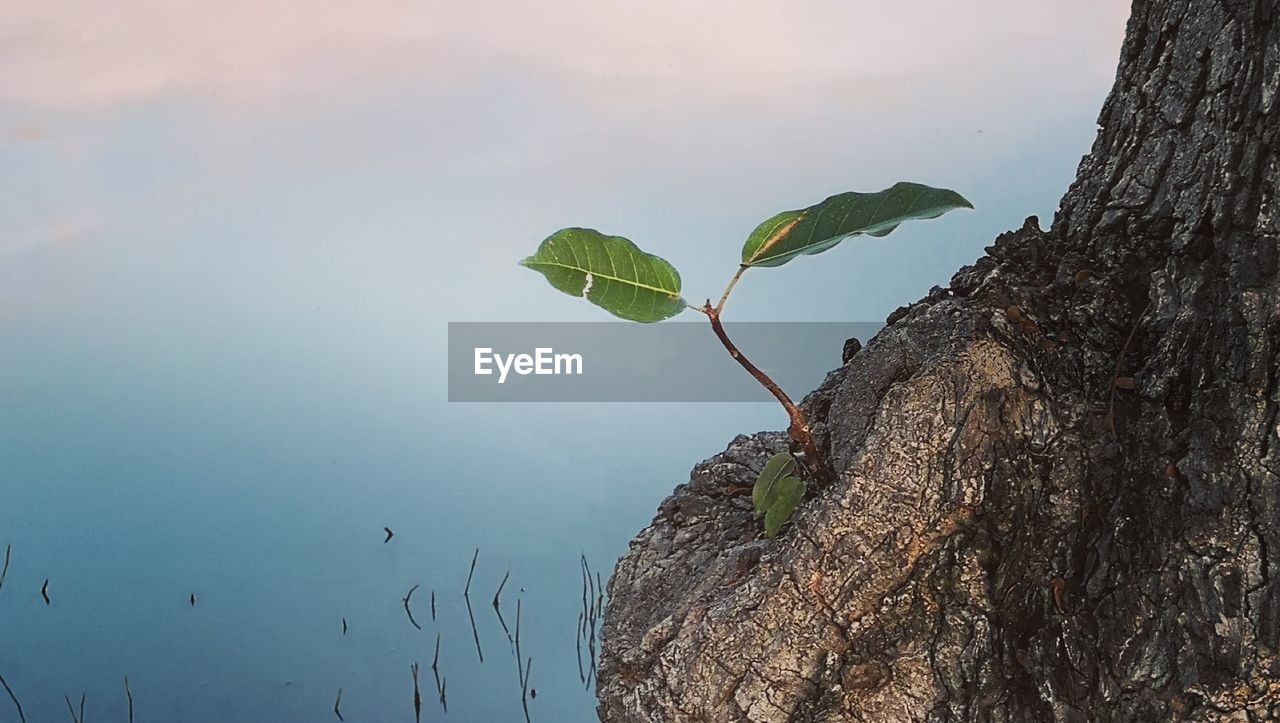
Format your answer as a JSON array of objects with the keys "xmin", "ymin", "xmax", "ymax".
[
  {"xmin": 0, "ymin": 0, "xmax": 1126, "ymax": 110},
  {"xmin": 0, "ymin": 0, "xmax": 1128, "ymax": 278},
  {"xmin": 0, "ymin": 0, "xmax": 440, "ymax": 108},
  {"xmin": 0, "ymin": 212, "xmax": 104, "ymax": 262},
  {"xmin": 4, "ymin": 125, "xmax": 50, "ymax": 142}
]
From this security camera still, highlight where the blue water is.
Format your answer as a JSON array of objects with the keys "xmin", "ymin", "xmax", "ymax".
[
  {"xmin": 1, "ymin": 308, "xmax": 793, "ymax": 720},
  {"xmin": 0, "ymin": 338, "xmax": 782, "ymax": 721}
]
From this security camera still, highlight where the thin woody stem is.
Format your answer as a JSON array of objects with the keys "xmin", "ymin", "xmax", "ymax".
[
  {"xmin": 714, "ymin": 265, "xmax": 748, "ymax": 315},
  {"xmin": 703, "ymin": 302, "xmax": 825, "ymax": 480}
]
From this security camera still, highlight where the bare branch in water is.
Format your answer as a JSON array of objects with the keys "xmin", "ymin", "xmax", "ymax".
[
  {"xmin": 521, "ymin": 656, "xmax": 533, "ymax": 723},
  {"xmin": 575, "ymin": 610, "xmax": 585, "ymax": 684},
  {"xmin": 0, "ymin": 671, "xmax": 27, "ymax": 723},
  {"xmin": 431, "ymin": 633, "xmax": 443, "ymax": 694},
  {"xmin": 493, "ymin": 568, "xmax": 510, "ymax": 607},
  {"xmin": 124, "ymin": 677, "xmax": 133, "ymax": 723},
  {"xmin": 494, "ymin": 603, "xmax": 514, "ymax": 647},
  {"xmin": 492, "ymin": 568, "xmax": 514, "ymax": 646},
  {"xmin": 465, "ymin": 593, "xmax": 484, "ymax": 663},
  {"xmin": 580, "ymin": 556, "xmax": 590, "ymax": 637},
  {"xmin": 578, "ymin": 556, "xmax": 605, "ymax": 690},
  {"xmin": 333, "ymin": 688, "xmax": 343, "ymax": 722},
  {"xmin": 402, "ymin": 584, "xmax": 422, "ymax": 631},
  {"xmin": 515, "ymin": 596, "xmax": 523, "ymax": 681},
  {"xmin": 431, "ymin": 632, "xmax": 449, "ymax": 711},
  {"xmin": 0, "ymin": 544, "xmax": 10, "ymax": 594},
  {"xmin": 464, "ymin": 548, "xmax": 479, "ymax": 597},
  {"xmin": 410, "ymin": 663, "xmax": 421, "ymax": 723},
  {"xmin": 64, "ymin": 693, "xmax": 85, "ymax": 723},
  {"xmin": 514, "ymin": 595, "xmax": 533, "ymax": 723}
]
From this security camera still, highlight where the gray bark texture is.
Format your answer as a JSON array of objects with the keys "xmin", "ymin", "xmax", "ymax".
[{"xmin": 597, "ymin": 0, "xmax": 1280, "ymax": 720}]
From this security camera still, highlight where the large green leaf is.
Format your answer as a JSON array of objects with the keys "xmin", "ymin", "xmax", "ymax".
[
  {"xmin": 763, "ymin": 476, "xmax": 806, "ymax": 539},
  {"xmin": 741, "ymin": 182, "xmax": 973, "ymax": 268},
  {"xmin": 753, "ymin": 453, "xmax": 798, "ymax": 518},
  {"xmin": 520, "ymin": 228, "xmax": 686, "ymax": 323}
]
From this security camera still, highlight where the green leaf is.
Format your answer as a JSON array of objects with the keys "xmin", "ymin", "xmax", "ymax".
[
  {"xmin": 752, "ymin": 453, "xmax": 807, "ymax": 538},
  {"xmin": 753, "ymin": 453, "xmax": 797, "ymax": 518},
  {"xmin": 741, "ymin": 182, "xmax": 973, "ymax": 268},
  {"xmin": 520, "ymin": 228, "xmax": 686, "ymax": 323},
  {"xmin": 763, "ymin": 476, "xmax": 806, "ymax": 539}
]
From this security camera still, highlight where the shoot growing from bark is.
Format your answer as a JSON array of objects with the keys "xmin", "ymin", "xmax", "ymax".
[{"xmin": 521, "ymin": 182, "xmax": 971, "ymax": 531}]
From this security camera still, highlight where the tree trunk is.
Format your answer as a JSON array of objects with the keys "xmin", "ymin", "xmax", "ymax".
[{"xmin": 597, "ymin": 1, "xmax": 1280, "ymax": 720}]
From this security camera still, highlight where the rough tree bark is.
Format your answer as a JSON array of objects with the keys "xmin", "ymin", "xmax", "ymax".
[{"xmin": 598, "ymin": 1, "xmax": 1280, "ymax": 720}]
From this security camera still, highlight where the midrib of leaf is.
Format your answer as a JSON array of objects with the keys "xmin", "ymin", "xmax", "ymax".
[
  {"xmin": 746, "ymin": 214, "xmax": 806, "ymax": 266},
  {"xmin": 752, "ymin": 191, "xmax": 882, "ymax": 266},
  {"xmin": 520, "ymin": 259, "xmax": 680, "ymax": 298}
]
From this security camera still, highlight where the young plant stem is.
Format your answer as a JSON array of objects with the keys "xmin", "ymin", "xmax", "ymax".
[
  {"xmin": 714, "ymin": 265, "xmax": 748, "ymax": 314},
  {"xmin": 697, "ymin": 293, "xmax": 828, "ymax": 483}
]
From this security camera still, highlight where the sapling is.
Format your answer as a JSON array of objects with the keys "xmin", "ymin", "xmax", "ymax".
[{"xmin": 520, "ymin": 182, "xmax": 971, "ymax": 535}]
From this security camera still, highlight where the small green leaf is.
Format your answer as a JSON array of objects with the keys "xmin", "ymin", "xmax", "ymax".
[
  {"xmin": 763, "ymin": 476, "xmax": 806, "ymax": 539},
  {"xmin": 741, "ymin": 182, "xmax": 973, "ymax": 268},
  {"xmin": 520, "ymin": 228, "xmax": 686, "ymax": 323},
  {"xmin": 753, "ymin": 453, "xmax": 797, "ymax": 518},
  {"xmin": 752, "ymin": 453, "xmax": 807, "ymax": 537}
]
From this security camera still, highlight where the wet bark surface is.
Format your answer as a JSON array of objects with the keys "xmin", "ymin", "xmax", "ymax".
[{"xmin": 598, "ymin": 1, "xmax": 1280, "ymax": 720}]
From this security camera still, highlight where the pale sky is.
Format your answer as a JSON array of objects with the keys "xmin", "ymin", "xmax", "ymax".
[
  {"xmin": 3, "ymin": 2, "xmax": 1127, "ymax": 109},
  {"xmin": 3, "ymin": 1, "xmax": 1127, "ymax": 299}
]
